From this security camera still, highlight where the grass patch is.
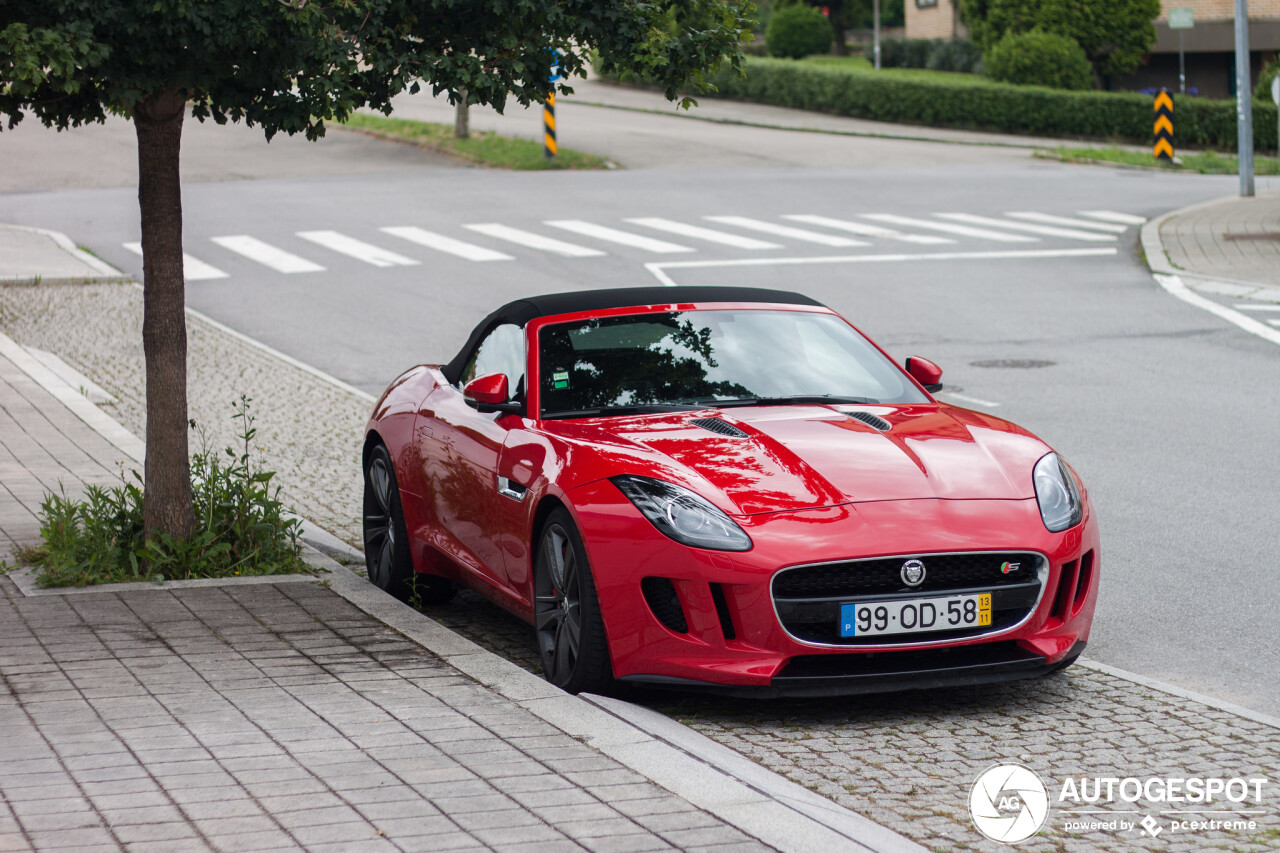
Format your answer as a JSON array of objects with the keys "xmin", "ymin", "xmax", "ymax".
[
  {"xmin": 28, "ymin": 396, "xmax": 312, "ymax": 587},
  {"xmin": 1044, "ymin": 145, "xmax": 1280, "ymax": 175},
  {"xmin": 341, "ymin": 113, "xmax": 611, "ymax": 170},
  {"xmin": 799, "ymin": 54, "xmax": 996, "ymax": 87}
]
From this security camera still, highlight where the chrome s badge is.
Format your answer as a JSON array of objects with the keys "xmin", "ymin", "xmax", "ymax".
[{"xmin": 900, "ymin": 559, "xmax": 926, "ymax": 587}]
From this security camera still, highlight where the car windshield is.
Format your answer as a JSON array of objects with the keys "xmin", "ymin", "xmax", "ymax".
[{"xmin": 537, "ymin": 309, "xmax": 928, "ymax": 419}]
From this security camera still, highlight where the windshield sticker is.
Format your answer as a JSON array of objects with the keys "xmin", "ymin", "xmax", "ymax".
[{"xmin": 552, "ymin": 370, "xmax": 570, "ymax": 390}]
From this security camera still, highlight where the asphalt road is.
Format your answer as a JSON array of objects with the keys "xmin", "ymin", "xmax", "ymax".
[{"xmin": 2, "ymin": 98, "xmax": 1279, "ymax": 716}]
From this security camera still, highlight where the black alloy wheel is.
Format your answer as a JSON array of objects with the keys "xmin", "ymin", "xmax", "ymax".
[
  {"xmin": 363, "ymin": 444, "xmax": 413, "ymax": 600},
  {"xmin": 534, "ymin": 508, "xmax": 612, "ymax": 694},
  {"xmin": 363, "ymin": 444, "xmax": 455, "ymax": 604}
]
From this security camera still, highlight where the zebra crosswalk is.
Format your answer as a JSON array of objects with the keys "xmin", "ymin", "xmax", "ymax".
[{"xmin": 123, "ymin": 209, "xmax": 1145, "ymax": 282}]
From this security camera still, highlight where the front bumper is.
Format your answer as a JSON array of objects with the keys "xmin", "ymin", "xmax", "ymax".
[{"xmin": 567, "ymin": 480, "xmax": 1100, "ymax": 692}]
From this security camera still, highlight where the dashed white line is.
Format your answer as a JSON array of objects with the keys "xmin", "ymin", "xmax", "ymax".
[
  {"xmin": 122, "ymin": 243, "xmax": 228, "ymax": 281},
  {"xmin": 1078, "ymin": 210, "xmax": 1148, "ymax": 225},
  {"xmin": 703, "ymin": 216, "xmax": 867, "ymax": 247},
  {"xmin": 210, "ymin": 236, "xmax": 325, "ymax": 273},
  {"xmin": 781, "ymin": 215, "xmax": 954, "ymax": 245},
  {"xmin": 1005, "ymin": 212, "xmax": 1129, "ymax": 233},
  {"xmin": 861, "ymin": 214, "xmax": 1039, "ymax": 243},
  {"xmin": 463, "ymin": 224, "xmax": 606, "ymax": 257},
  {"xmin": 936, "ymin": 213, "xmax": 1116, "ymax": 242},
  {"xmin": 625, "ymin": 218, "xmax": 782, "ymax": 250},
  {"xmin": 544, "ymin": 220, "xmax": 694, "ymax": 253},
  {"xmin": 938, "ymin": 390, "xmax": 1001, "ymax": 408},
  {"xmin": 1233, "ymin": 303, "xmax": 1280, "ymax": 311},
  {"xmin": 380, "ymin": 227, "xmax": 513, "ymax": 262},
  {"xmin": 297, "ymin": 231, "xmax": 419, "ymax": 268}
]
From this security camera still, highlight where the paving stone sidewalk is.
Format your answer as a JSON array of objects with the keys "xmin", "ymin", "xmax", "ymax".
[
  {"xmin": 1158, "ymin": 188, "xmax": 1280, "ymax": 293},
  {"xmin": 0, "ymin": 578, "xmax": 768, "ymax": 853}
]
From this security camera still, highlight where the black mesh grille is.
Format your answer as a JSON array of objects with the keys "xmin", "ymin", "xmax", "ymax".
[
  {"xmin": 641, "ymin": 577, "xmax": 688, "ymax": 633},
  {"xmin": 688, "ymin": 418, "xmax": 748, "ymax": 438},
  {"xmin": 773, "ymin": 552, "xmax": 1040, "ymax": 599},
  {"xmin": 846, "ymin": 410, "xmax": 892, "ymax": 431}
]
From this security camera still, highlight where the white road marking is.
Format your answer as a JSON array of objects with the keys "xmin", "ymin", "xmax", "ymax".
[
  {"xmin": 1270, "ymin": 319, "xmax": 1280, "ymax": 327},
  {"xmin": 645, "ymin": 247, "xmax": 1117, "ymax": 287},
  {"xmin": 861, "ymin": 214, "xmax": 1039, "ymax": 243},
  {"xmin": 209, "ymin": 236, "xmax": 325, "ymax": 273},
  {"xmin": 380, "ymin": 226, "xmax": 514, "ymax": 262},
  {"xmin": 1155, "ymin": 275, "xmax": 1280, "ymax": 347},
  {"xmin": 544, "ymin": 220, "xmax": 694, "ymax": 253},
  {"xmin": 938, "ymin": 390, "xmax": 1001, "ymax": 408},
  {"xmin": 625, "ymin": 218, "xmax": 782, "ymax": 249},
  {"xmin": 782, "ymin": 215, "xmax": 954, "ymax": 245},
  {"xmin": 122, "ymin": 242, "xmax": 229, "ymax": 280},
  {"xmin": 463, "ymin": 224, "xmax": 606, "ymax": 257},
  {"xmin": 1233, "ymin": 303, "xmax": 1280, "ymax": 311},
  {"xmin": 936, "ymin": 213, "xmax": 1116, "ymax": 242},
  {"xmin": 1005, "ymin": 212, "xmax": 1129, "ymax": 233},
  {"xmin": 703, "ymin": 216, "xmax": 867, "ymax": 247},
  {"xmin": 296, "ymin": 231, "xmax": 419, "ymax": 267},
  {"xmin": 1078, "ymin": 210, "xmax": 1148, "ymax": 225}
]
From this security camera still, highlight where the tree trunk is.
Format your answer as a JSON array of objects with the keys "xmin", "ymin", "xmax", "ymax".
[
  {"xmin": 828, "ymin": 1, "xmax": 849, "ymax": 56},
  {"xmin": 455, "ymin": 88, "xmax": 470, "ymax": 139},
  {"xmin": 133, "ymin": 89, "xmax": 196, "ymax": 542}
]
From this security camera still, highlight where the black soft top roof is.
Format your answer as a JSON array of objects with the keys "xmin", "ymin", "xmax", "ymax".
[{"xmin": 442, "ymin": 286, "xmax": 825, "ymax": 384}]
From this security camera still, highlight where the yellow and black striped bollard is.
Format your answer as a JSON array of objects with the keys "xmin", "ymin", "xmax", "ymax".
[
  {"xmin": 543, "ymin": 92, "xmax": 556, "ymax": 160},
  {"xmin": 1154, "ymin": 89, "xmax": 1174, "ymax": 162}
]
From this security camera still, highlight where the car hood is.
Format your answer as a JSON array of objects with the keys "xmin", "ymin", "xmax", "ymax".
[{"xmin": 545, "ymin": 404, "xmax": 1052, "ymax": 516}]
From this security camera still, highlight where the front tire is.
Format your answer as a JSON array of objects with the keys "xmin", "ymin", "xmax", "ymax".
[
  {"xmin": 534, "ymin": 509, "xmax": 612, "ymax": 694},
  {"xmin": 363, "ymin": 443, "xmax": 454, "ymax": 604}
]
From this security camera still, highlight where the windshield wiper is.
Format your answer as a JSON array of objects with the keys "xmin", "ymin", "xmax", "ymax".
[
  {"xmin": 541, "ymin": 403, "xmax": 705, "ymax": 420},
  {"xmin": 707, "ymin": 395, "xmax": 880, "ymax": 408}
]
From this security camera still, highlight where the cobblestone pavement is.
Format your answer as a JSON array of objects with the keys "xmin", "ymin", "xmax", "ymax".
[
  {"xmin": 0, "ymin": 283, "xmax": 368, "ymax": 548},
  {"xmin": 1160, "ymin": 190, "xmax": 1280, "ymax": 287},
  {"xmin": 4, "ymin": 282, "xmax": 1279, "ymax": 853},
  {"xmin": 0, "ymin": 577, "xmax": 769, "ymax": 853}
]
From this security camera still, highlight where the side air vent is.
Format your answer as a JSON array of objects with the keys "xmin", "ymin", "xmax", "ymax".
[
  {"xmin": 641, "ymin": 577, "xmax": 689, "ymax": 634},
  {"xmin": 846, "ymin": 411, "xmax": 892, "ymax": 431},
  {"xmin": 688, "ymin": 418, "xmax": 748, "ymax": 438}
]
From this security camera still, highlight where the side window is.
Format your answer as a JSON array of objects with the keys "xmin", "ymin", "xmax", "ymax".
[{"xmin": 461, "ymin": 323, "xmax": 526, "ymax": 399}]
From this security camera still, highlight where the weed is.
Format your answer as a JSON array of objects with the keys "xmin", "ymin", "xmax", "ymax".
[{"xmin": 30, "ymin": 395, "xmax": 310, "ymax": 587}]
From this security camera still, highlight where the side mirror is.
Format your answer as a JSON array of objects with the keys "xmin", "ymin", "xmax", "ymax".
[
  {"xmin": 905, "ymin": 357, "xmax": 944, "ymax": 394},
  {"xmin": 464, "ymin": 373, "xmax": 523, "ymax": 415}
]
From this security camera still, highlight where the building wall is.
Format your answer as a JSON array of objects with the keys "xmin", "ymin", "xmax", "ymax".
[
  {"xmin": 1157, "ymin": 1, "xmax": 1280, "ymax": 23},
  {"xmin": 904, "ymin": 0, "xmax": 960, "ymax": 40}
]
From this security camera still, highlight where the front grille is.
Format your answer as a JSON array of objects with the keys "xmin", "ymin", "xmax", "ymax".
[
  {"xmin": 641, "ymin": 577, "xmax": 688, "ymax": 633},
  {"xmin": 772, "ymin": 552, "xmax": 1046, "ymax": 646},
  {"xmin": 774, "ymin": 552, "xmax": 1040, "ymax": 599}
]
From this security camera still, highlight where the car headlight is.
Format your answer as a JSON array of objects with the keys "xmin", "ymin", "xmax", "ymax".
[
  {"xmin": 1033, "ymin": 452, "xmax": 1083, "ymax": 532},
  {"xmin": 611, "ymin": 475, "xmax": 752, "ymax": 551}
]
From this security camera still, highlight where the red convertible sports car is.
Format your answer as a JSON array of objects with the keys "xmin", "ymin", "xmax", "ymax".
[{"xmin": 363, "ymin": 286, "xmax": 1098, "ymax": 696}]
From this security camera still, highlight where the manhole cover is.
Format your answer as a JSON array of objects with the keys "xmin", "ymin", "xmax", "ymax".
[
  {"xmin": 969, "ymin": 359, "xmax": 1057, "ymax": 369},
  {"xmin": 1223, "ymin": 232, "xmax": 1280, "ymax": 241}
]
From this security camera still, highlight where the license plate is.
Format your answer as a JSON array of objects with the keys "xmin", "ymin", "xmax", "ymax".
[{"xmin": 839, "ymin": 593, "xmax": 991, "ymax": 637}]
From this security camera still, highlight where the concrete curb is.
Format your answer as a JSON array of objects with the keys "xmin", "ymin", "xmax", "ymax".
[
  {"xmin": 1141, "ymin": 198, "xmax": 1280, "ymax": 347},
  {"xmin": 6, "ymin": 565, "xmax": 321, "ymax": 597},
  {"xmin": 0, "ymin": 224, "xmax": 130, "ymax": 282}
]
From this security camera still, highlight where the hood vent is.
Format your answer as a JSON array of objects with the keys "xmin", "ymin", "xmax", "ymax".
[
  {"xmin": 688, "ymin": 417, "xmax": 748, "ymax": 438},
  {"xmin": 846, "ymin": 410, "xmax": 892, "ymax": 432}
]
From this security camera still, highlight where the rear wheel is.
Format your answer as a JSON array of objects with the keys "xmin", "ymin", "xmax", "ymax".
[
  {"xmin": 363, "ymin": 444, "xmax": 454, "ymax": 604},
  {"xmin": 534, "ymin": 509, "xmax": 612, "ymax": 694}
]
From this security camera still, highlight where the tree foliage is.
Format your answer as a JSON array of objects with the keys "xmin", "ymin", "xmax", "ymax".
[
  {"xmin": 766, "ymin": 4, "xmax": 833, "ymax": 59},
  {"xmin": 960, "ymin": 0, "xmax": 1160, "ymax": 80},
  {"xmin": 0, "ymin": 0, "xmax": 753, "ymax": 542},
  {"xmin": 983, "ymin": 30, "xmax": 1092, "ymax": 91}
]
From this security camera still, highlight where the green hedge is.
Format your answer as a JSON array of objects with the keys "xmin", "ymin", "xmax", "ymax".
[{"xmin": 704, "ymin": 58, "xmax": 1278, "ymax": 152}]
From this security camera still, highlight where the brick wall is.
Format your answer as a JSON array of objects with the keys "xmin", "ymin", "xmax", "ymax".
[
  {"xmin": 1158, "ymin": 1, "xmax": 1280, "ymax": 23},
  {"xmin": 904, "ymin": 0, "xmax": 960, "ymax": 40}
]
